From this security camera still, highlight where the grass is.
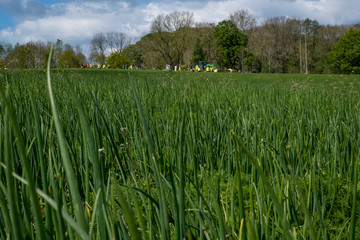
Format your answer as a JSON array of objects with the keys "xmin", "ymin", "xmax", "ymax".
[{"xmin": 0, "ymin": 66, "xmax": 360, "ymax": 239}]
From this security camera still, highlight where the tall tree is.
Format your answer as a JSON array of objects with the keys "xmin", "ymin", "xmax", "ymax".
[
  {"xmin": 107, "ymin": 32, "xmax": 129, "ymax": 53},
  {"xmin": 301, "ymin": 18, "xmax": 320, "ymax": 74},
  {"xmin": 74, "ymin": 45, "xmax": 87, "ymax": 64},
  {"xmin": 248, "ymin": 17, "xmax": 300, "ymax": 73},
  {"xmin": 328, "ymin": 28, "xmax": 360, "ymax": 74},
  {"xmin": 312, "ymin": 24, "xmax": 350, "ymax": 73},
  {"xmin": 53, "ymin": 39, "xmax": 63, "ymax": 67},
  {"xmin": 12, "ymin": 43, "xmax": 31, "ymax": 68},
  {"xmin": 229, "ymin": 9, "xmax": 256, "ymax": 72},
  {"xmin": 191, "ymin": 37, "xmax": 205, "ymax": 66},
  {"xmin": 58, "ymin": 49, "xmax": 81, "ymax": 68},
  {"xmin": 214, "ymin": 20, "xmax": 247, "ymax": 69},
  {"xmin": 123, "ymin": 44, "xmax": 143, "ymax": 66},
  {"xmin": 229, "ymin": 9, "xmax": 256, "ymax": 32},
  {"xmin": 130, "ymin": 36, "xmax": 162, "ymax": 69},
  {"xmin": 106, "ymin": 52, "xmax": 130, "ymax": 68},
  {"xmin": 150, "ymin": 11, "xmax": 194, "ymax": 66},
  {"xmin": 90, "ymin": 33, "xmax": 108, "ymax": 65},
  {"xmin": 0, "ymin": 44, "xmax": 4, "ymax": 58},
  {"xmin": 194, "ymin": 23, "xmax": 217, "ymax": 64},
  {"xmin": 0, "ymin": 43, "xmax": 5, "ymax": 67}
]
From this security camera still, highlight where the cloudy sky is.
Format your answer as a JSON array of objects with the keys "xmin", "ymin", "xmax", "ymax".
[{"xmin": 0, "ymin": 0, "xmax": 359, "ymax": 54}]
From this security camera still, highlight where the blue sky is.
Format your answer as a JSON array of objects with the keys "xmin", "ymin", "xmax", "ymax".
[{"xmin": 1, "ymin": 0, "xmax": 359, "ymax": 54}]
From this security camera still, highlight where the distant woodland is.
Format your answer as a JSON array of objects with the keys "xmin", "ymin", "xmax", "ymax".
[{"xmin": 1, "ymin": 10, "xmax": 359, "ymax": 73}]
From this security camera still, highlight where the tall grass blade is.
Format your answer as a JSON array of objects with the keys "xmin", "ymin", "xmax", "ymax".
[
  {"xmin": 112, "ymin": 179, "xmax": 141, "ymax": 239},
  {"xmin": 2, "ymin": 112, "xmax": 23, "ymax": 240},
  {"xmin": 63, "ymin": 72, "xmax": 107, "ymax": 239},
  {"xmin": 46, "ymin": 44, "xmax": 87, "ymax": 230},
  {"xmin": 350, "ymin": 150, "xmax": 360, "ymax": 239},
  {"xmin": 130, "ymin": 75, "xmax": 170, "ymax": 239},
  {"xmin": 30, "ymin": 94, "xmax": 54, "ymax": 233},
  {"xmin": 231, "ymin": 130, "xmax": 295, "ymax": 240},
  {"xmin": 0, "ymin": 80, "xmax": 46, "ymax": 240}
]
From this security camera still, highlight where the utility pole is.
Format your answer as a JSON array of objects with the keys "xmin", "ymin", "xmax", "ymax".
[
  {"xmin": 268, "ymin": 48, "xmax": 271, "ymax": 73},
  {"xmin": 299, "ymin": 26, "xmax": 302, "ymax": 74},
  {"xmin": 304, "ymin": 26, "xmax": 308, "ymax": 74}
]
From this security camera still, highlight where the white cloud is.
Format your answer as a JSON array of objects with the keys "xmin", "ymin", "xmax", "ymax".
[
  {"xmin": 0, "ymin": 0, "xmax": 359, "ymax": 55},
  {"xmin": 0, "ymin": 1, "xmax": 155, "ymax": 53}
]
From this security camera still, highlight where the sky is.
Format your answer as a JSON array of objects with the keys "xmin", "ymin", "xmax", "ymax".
[{"xmin": 0, "ymin": 0, "xmax": 359, "ymax": 55}]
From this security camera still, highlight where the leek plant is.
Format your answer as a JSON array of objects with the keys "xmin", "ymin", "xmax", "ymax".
[{"xmin": 0, "ymin": 62, "xmax": 359, "ymax": 239}]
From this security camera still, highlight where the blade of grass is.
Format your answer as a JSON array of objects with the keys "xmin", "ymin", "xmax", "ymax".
[
  {"xmin": 46, "ymin": 44, "xmax": 87, "ymax": 230},
  {"xmin": 130, "ymin": 75, "xmax": 170, "ymax": 239},
  {"xmin": 30, "ymin": 94, "xmax": 54, "ymax": 233},
  {"xmin": 235, "ymin": 158, "xmax": 247, "ymax": 239},
  {"xmin": 2, "ymin": 111, "xmax": 23, "ymax": 240},
  {"xmin": 37, "ymin": 189, "xmax": 91, "ymax": 240},
  {"xmin": 231, "ymin": 130, "xmax": 295, "ymax": 240},
  {"xmin": 0, "ymin": 78, "xmax": 46, "ymax": 240},
  {"xmin": 112, "ymin": 178, "xmax": 141, "ymax": 239},
  {"xmin": 350, "ymin": 150, "xmax": 360, "ymax": 240},
  {"xmin": 63, "ymin": 72, "xmax": 107, "ymax": 240}
]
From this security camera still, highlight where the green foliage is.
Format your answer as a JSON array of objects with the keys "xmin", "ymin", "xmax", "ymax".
[
  {"xmin": 76, "ymin": 52, "xmax": 87, "ymax": 65},
  {"xmin": 95, "ymin": 53, "xmax": 106, "ymax": 65},
  {"xmin": 14, "ymin": 44, "xmax": 31, "ymax": 68},
  {"xmin": 42, "ymin": 50, "xmax": 51, "ymax": 68},
  {"xmin": 214, "ymin": 20, "xmax": 247, "ymax": 68},
  {"xmin": 0, "ymin": 44, "xmax": 4, "ymax": 67},
  {"xmin": 328, "ymin": 28, "xmax": 360, "ymax": 74},
  {"xmin": 242, "ymin": 52, "xmax": 261, "ymax": 72},
  {"xmin": 191, "ymin": 37, "xmax": 205, "ymax": 66},
  {"xmin": 1, "ymin": 39, "xmax": 88, "ymax": 69},
  {"xmin": 150, "ymin": 11, "xmax": 194, "ymax": 66},
  {"xmin": 123, "ymin": 44, "xmax": 143, "ymax": 66},
  {"xmin": 0, "ymin": 44, "xmax": 4, "ymax": 58},
  {"xmin": 1, "ymin": 70, "xmax": 360, "ymax": 239},
  {"xmin": 106, "ymin": 52, "xmax": 130, "ymax": 68},
  {"xmin": 58, "ymin": 50, "xmax": 81, "ymax": 68}
]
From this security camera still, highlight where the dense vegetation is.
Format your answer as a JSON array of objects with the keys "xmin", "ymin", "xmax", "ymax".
[
  {"xmin": 1, "ymin": 10, "xmax": 359, "ymax": 74},
  {"xmin": 328, "ymin": 28, "xmax": 360, "ymax": 74},
  {"xmin": 0, "ymin": 67, "xmax": 360, "ymax": 239}
]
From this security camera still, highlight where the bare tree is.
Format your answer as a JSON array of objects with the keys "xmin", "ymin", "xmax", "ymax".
[
  {"xmin": 150, "ymin": 11, "xmax": 194, "ymax": 66},
  {"xmin": 229, "ymin": 10, "xmax": 257, "ymax": 72},
  {"xmin": 53, "ymin": 39, "xmax": 63, "ymax": 67},
  {"xmin": 248, "ymin": 17, "xmax": 300, "ymax": 73},
  {"xmin": 107, "ymin": 32, "xmax": 129, "ymax": 53},
  {"xmin": 229, "ymin": 9, "xmax": 256, "ymax": 32},
  {"xmin": 33, "ymin": 40, "xmax": 46, "ymax": 68},
  {"xmin": 74, "ymin": 45, "xmax": 87, "ymax": 64},
  {"xmin": 107, "ymin": 32, "xmax": 115, "ymax": 53},
  {"xmin": 301, "ymin": 18, "xmax": 320, "ymax": 74},
  {"xmin": 90, "ymin": 33, "xmax": 108, "ymax": 64}
]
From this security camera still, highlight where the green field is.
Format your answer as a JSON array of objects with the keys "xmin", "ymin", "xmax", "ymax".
[{"xmin": 0, "ymin": 69, "xmax": 360, "ymax": 239}]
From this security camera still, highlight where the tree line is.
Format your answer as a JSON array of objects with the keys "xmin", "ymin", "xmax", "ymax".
[
  {"xmin": 0, "ymin": 39, "xmax": 87, "ymax": 69},
  {"xmin": 1, "ymin": 9, "xmax": 359, "ymax": 73}
]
